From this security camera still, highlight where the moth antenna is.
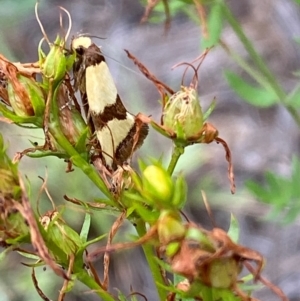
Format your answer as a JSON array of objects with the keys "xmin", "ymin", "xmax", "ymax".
[
  {"xmin": 99, "ymin": 49, "xmax": 145, "ymax": 79},
  {"xmin": 201, "ymin": 190, "xmax": 216, "ymax": 228},
  {"xmin": 88, "ymin": 35, "xmax": 107, "ymax": 40},
  {"xmin": 35, "ymin": 2, "xmax": 50, "ymax": 45},
  {"xmin": 58, "ymin": 6, "xmax": 72, "ymax": 43}
]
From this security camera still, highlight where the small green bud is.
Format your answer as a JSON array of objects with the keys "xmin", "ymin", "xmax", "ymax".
[
  {"xmin": 142, "ymin": 164, "xmax": 173, "ymax": 205},
  {"xmin": 165, "ymin": 241, "xmax": 181, "ymax": 258},
  {"xmin": 163, "ymin": 86, "xmax": 203, "ymax": 141},
  {"xmin": 157, "ymin": 210, "xmax": 186, "ymax": 245}
]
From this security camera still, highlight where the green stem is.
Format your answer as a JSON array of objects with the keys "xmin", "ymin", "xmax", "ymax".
[
  {"xmin": 135, "ymin": 220, "xmax": 167, "ymax": 301},
  {"xmin": 76, "ymin": 270, "xmax": 116, "ymax": 301},
  {"xmin": 221, "ymin": 43, "xmax": 273, "ymax": 92},
  {"xmin": 167, "ymin": 145, "xmax": 185, "ymax": 175}
]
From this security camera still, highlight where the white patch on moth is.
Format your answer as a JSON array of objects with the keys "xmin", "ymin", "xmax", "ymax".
[
  {"xmin": 72, "ymin": 36, "xmax": 92, "ymax": 50},
  {"xmin": 86, "ymin": 62, "xmax": 118, "ymax": 114},
  {"xmin": 96, "ymin": 113, "xmax": 135, "ymax": 167}
]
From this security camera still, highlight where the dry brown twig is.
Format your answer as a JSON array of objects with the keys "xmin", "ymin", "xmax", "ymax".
[{"xmin": 103, "ymin": 211, "xmax": 126, "ymax": 290}]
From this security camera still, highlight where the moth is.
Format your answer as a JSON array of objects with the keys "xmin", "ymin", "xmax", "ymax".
[{"xmin": 71, "ymin": 36, "xmax": 148, "ymax": 171}]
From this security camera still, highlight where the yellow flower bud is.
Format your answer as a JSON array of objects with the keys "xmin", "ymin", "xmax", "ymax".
[{"xmin": 142, "ymin": 164, "xmax": 173, "ymax": 205}]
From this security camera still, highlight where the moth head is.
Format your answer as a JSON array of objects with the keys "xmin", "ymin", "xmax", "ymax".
[{"xmin": 71, "ymin": 36, "xmax": 93, "ymax": 55}]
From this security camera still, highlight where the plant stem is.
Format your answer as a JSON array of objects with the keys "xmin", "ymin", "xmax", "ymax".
[
  {"xmin": 167, "ymin": 145, "xmax": 185, "ymax": 175},
  {"xmin": 135, "ymin": 219, "xmax": 167, "ymax": 301},
  {"xmin": 76, "ymin": 270, "xmax": 116, "ymax": 301}
]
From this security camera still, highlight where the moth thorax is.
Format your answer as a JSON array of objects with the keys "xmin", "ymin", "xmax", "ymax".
[{"xmin": 72, "ymin": 36, "xmax": 93, "ymax": 51}]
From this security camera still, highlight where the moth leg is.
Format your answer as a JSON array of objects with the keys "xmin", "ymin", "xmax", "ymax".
[{"xmin": 92, "ymin": 157, "xmax": 113, "ymax": 190}]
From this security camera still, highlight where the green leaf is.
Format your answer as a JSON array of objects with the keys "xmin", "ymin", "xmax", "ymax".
[
  {"xmin": 0, "ymin": 245, "xmax": 14, "ymax": 261},
  {"xmin": 17, "ymin": 251, "xmax": 40, "ymax": 261},
  {"xmin": 227, "ymin": 214, "xmax": 239, "ymax": 243},
  {"xmin": 202, "ymin": 3, "xmax": 223, "ymax": 49},
  {"xmin": 224, "ymin": 70, "xmax": 278, "ymax": 107},
  {"xmin": 246, "ymin": 156, "xmax": 300, "ymax": 223},
  {"xmin": 286, "ymin": 90, "xmax": 300, "ymax": 109},
  {"xmin": 75, "ymin": 127, "xmax": 90, "ymax": 154},
  {"xmin": 203, "ymin": 98, "xmax": 216, "ymax": 121},
  {"xmin": 0, "ymin": 103, "xmax": 42, "ymax": 125},
  {"xmin": 80, "ymin": 212, "xmax": 91, "ymax": 243},
  {"xmin": 80, "ymin": 233, "xmax": 107, "ymax": 250}
]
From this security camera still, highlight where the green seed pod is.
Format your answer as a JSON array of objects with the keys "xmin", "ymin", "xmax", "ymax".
[
  {"xmin": 0, "ymin": 134, "xmax": 29, "ymax": 246},
  {"xmin": 7, "ymin": 74, "xmax": 45, "ymax": 118},
  {"xmin": 40, "ymin": 210, "xmax": 82, "ymax": 263},
  {"xmin": 163, "ymin": 86, "xmax": 203, "ymax": 141},
  {"xmin": 198, "ymin": 257, "xmax": 242, "ymax": 288},
  {"xmin": 40, "ymin": 36, "xmax": 71, "ymax": 83},
  {"xmin": 0, "ymin": 206, "xmax": 29, "ymax": 247},
  {"xmin": 142, "ymin": 164, "xmax": 174, "ymax": 205},
  {"xmin": 0, "ymin": 134, "xmax": 20, "ymax": 199}
]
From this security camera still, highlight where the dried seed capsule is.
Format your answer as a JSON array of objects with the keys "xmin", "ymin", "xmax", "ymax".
[
  {"xmin": 163, "ymin": 87, "xmax": 203, "ymax": 141},
  {"xmin": 56, "ymin": 83, "xmax": 88, "ymax": 146},
  {"xmin": 7, "ymin": 74, "xmax": 45, "ymax": 118}
]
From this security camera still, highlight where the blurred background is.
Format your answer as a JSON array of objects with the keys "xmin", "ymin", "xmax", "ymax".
[{"xmin": 1, "ymin": 0, "xmax": 300, "ymax": 300}]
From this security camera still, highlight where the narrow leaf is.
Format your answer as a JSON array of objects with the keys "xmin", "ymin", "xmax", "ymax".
[
  {"xmin": 224, "ymin": 70, "xmax": 278, "ymax": 107},
  {"xmin": 227, "ymin": 214, "xmax": 239, "ymax": 243},
  {"xmin": 202, "ymin": 3, "xmax": 223, "ymax": 48},
  {"xmin": 80, "ymin": 212, "xmax": 91, "ymax": 243}
]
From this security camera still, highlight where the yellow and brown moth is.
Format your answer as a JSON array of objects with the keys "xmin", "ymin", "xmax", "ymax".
[{"xmin": 71, "ymin": 36, "xmax": 148, "ymax": 171}]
